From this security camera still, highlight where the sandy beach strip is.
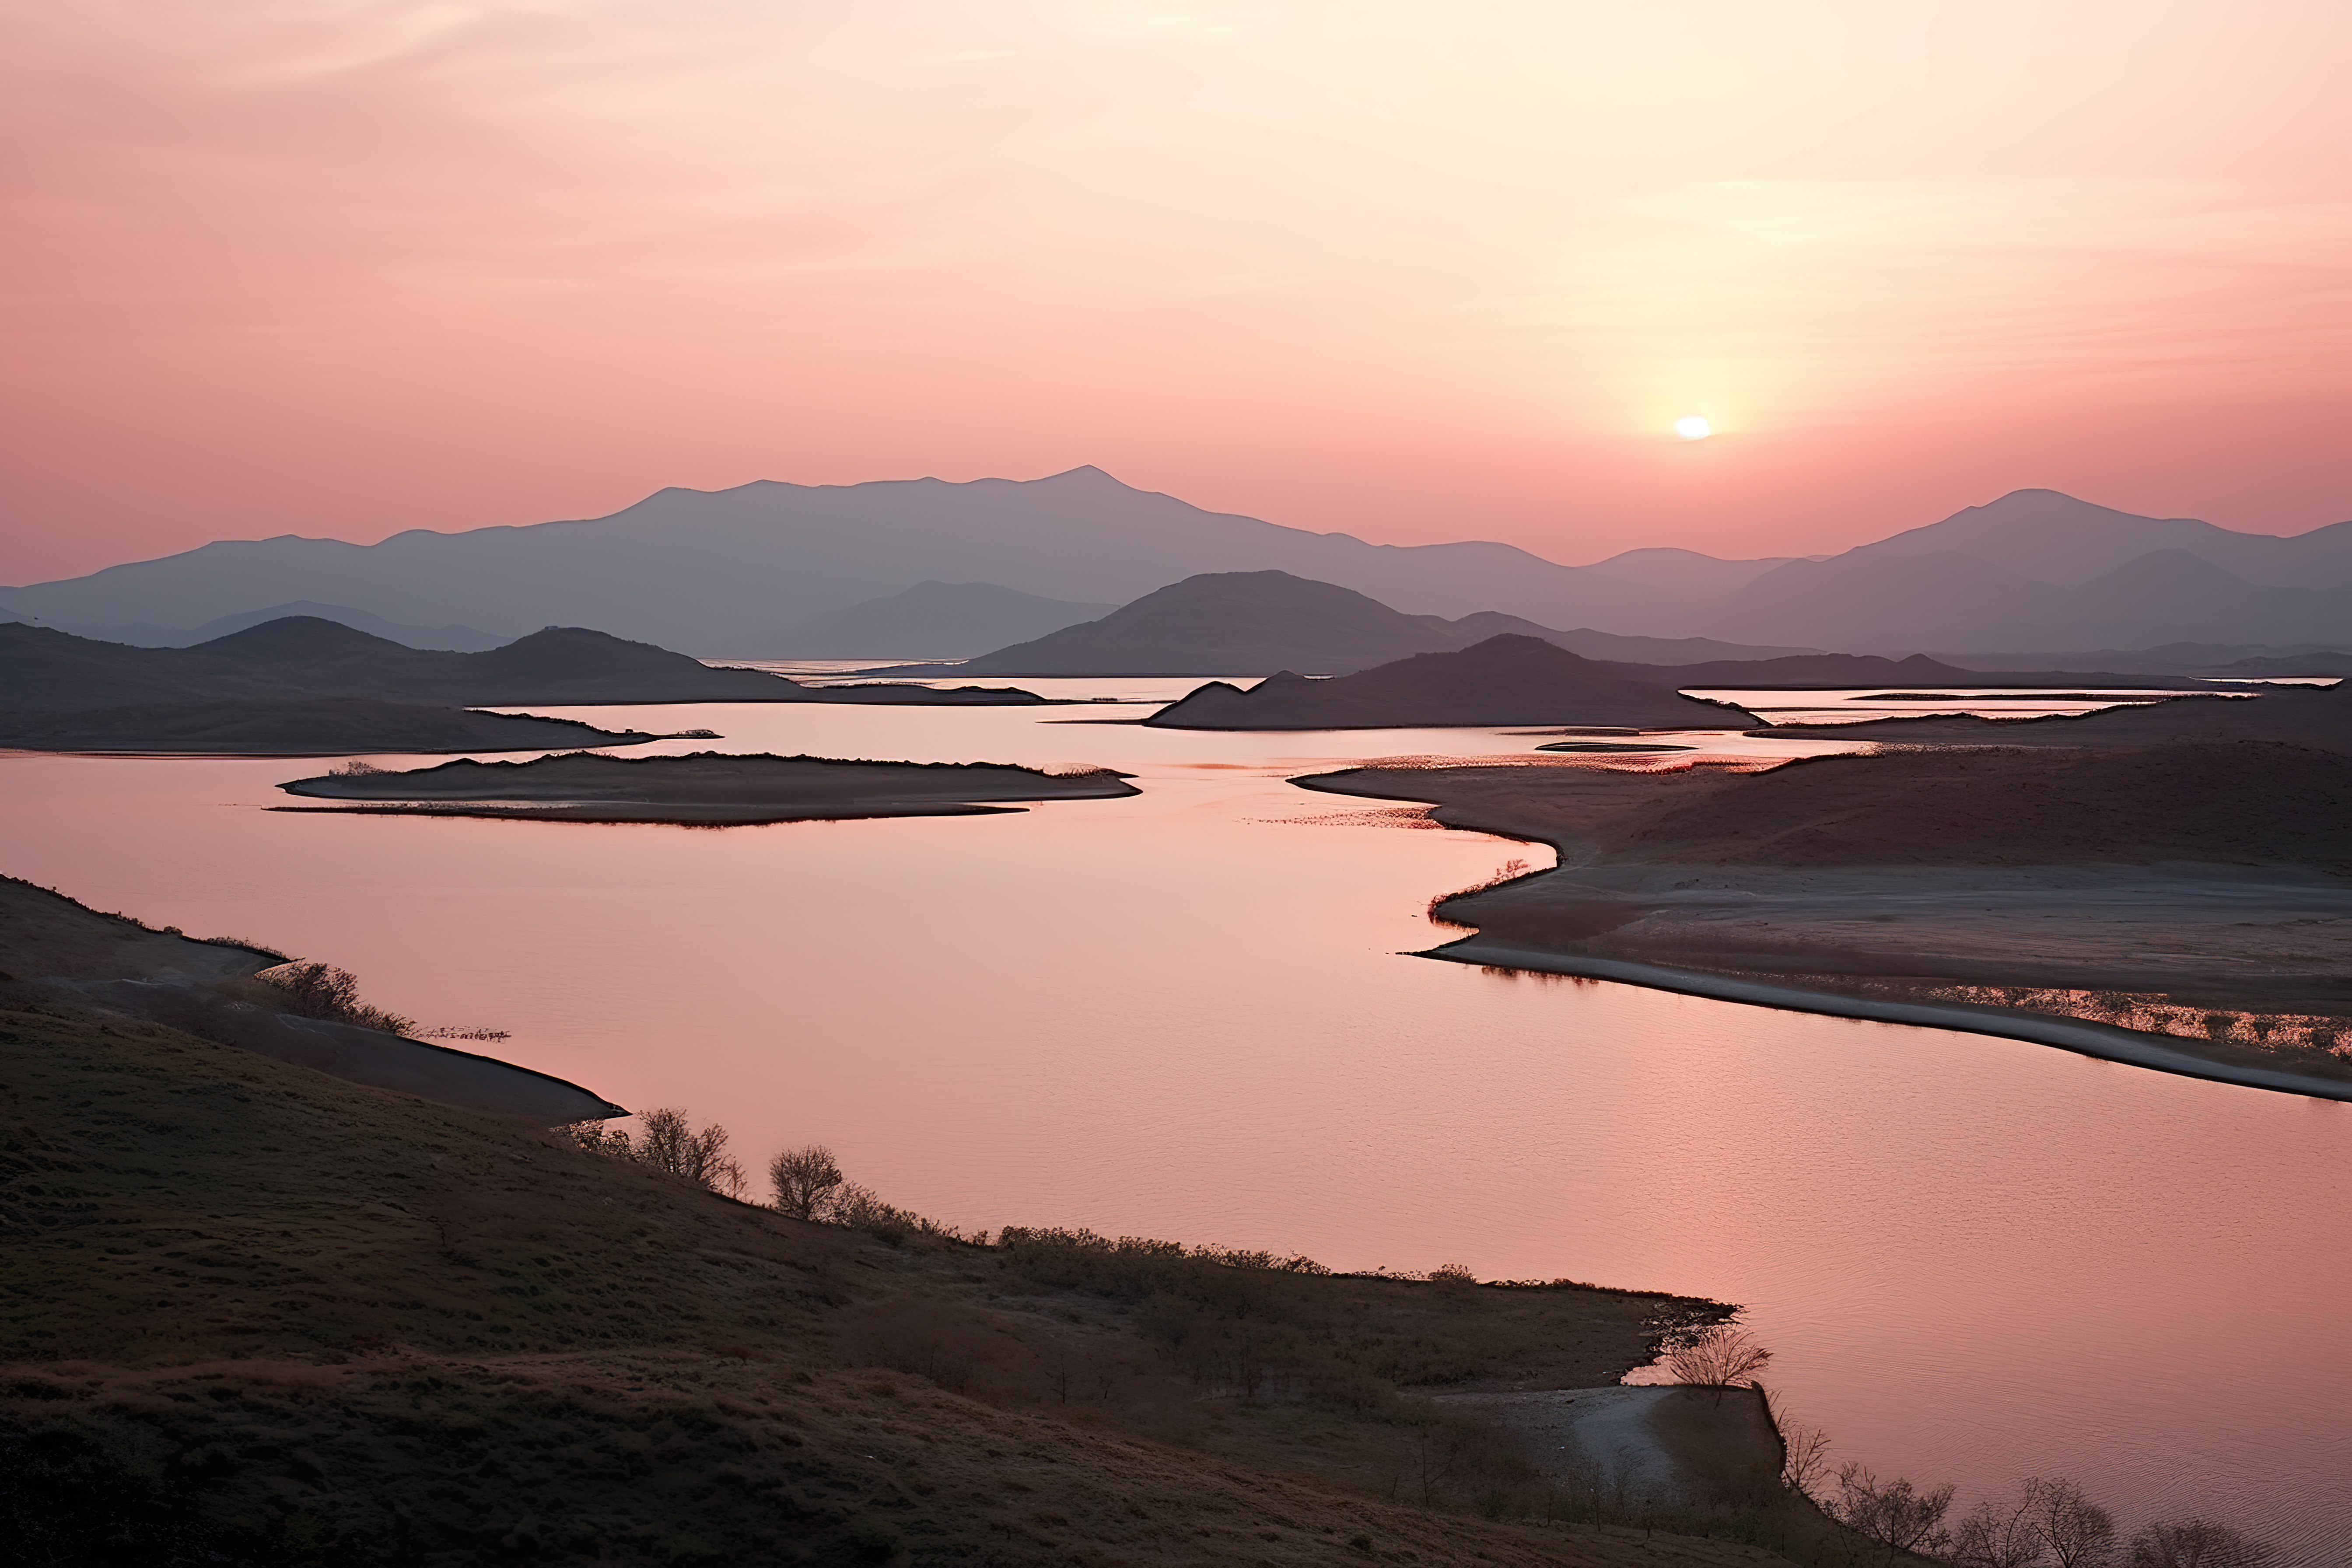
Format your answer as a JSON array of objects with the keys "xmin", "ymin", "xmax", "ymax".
[{"xmin": 1426, "ymin": 938, "xmax": 2352, "ymax": 1102}]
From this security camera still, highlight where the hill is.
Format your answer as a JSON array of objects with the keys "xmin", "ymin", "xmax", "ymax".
[
  {"xmin": 0, "ymin": 698, "xmax": 656, "ymax": 756},
  {"xmin": 952, "ymin": 570, "xmax": 1492, "ymax": 675},
  {"xmin": 1769, "ymin": 678, "xmax": 2352, "ymax": 753},
  {"xmin": 942, "ymin": 571, "xmax": 1811, "ymax": 678},
  {"xmin": 0, "ymin": 881, "xmax": 1837, "ymax": 1566},
  {"xmin": 57, "ymin": 600, "xmax": 512, "ymax": 652},
  {"xmin": 1603, "ymin": 741, "xmax": 2352, "ymax": 872},
  {"xmin": 0, "ymin": 618, "xmax": 1049, "ymax": 716},
  {"xmin": 732, "ymin": 580, "xmax": 1115, "ymax": 658},
  {"xmin": 1147, "ymin": 635, "xmax": 1761, "ymax": 730}
]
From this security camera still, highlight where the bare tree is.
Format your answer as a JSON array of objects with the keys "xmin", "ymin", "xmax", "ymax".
[
  {"xmin": 1780, "ymin": 1422, "xmax": 1832, "ymax": 1499},
  {"xmin": 1953, "ymin": 1493, "xmax": 2050, "ymax": 1568},
  {"xmin": 1831, "ymin": 1463, "xmax": 1956, "ymax": 1560},
  {"xmin": 769, "ymin": 1144, "xmax": 846, "ymax": 1220},
  {"xmin": 629, "ymin": 1107, "xmax": 747, "ymax": 1198},
  {"xmin": 2023, "ymin": 1477, "xmax": 2118, "ymax": 1568},
  {"xmin": 2128, "ymin": 1520, "xmax": 2274, "ymax": 1568},
  {"xmin": 1664, "ymin": 1323, "xmax": 1774, "ymax": 1387}
]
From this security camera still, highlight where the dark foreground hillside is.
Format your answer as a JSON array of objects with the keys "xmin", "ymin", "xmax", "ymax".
[{"xmin": 0, "ymin": 973, "xmax": 1848, "ymax": 1566}]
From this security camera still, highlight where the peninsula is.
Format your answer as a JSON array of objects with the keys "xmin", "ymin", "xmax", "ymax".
[
  {"xmin": 0, "ymin": 874, "xmax": 622, "ymax": 1120},
  {"xmin": 1298, "ymin": 734, "xmax": 2352, "ymax": 1098},
  {"xmin": 2, "ymin": 878, "xmax": 1854, "ymax": 1565}
]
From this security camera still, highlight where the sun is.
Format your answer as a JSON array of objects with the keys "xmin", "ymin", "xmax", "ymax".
[{"xmin": 1673, "ymin": 416, "xmax": 1712, "ymax": 441}]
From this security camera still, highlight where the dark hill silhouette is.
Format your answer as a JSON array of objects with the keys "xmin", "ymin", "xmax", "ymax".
[
  {"xmin": 952, "ymin": 570, "xmax": 1485, "ymax": 675},
  {"xmin": 937, "ymin": 570, "xmax": 1810, "ymax": 677},
  {"xmin": 1603, "ymin": 741, "xmax": 2352, "ymax": 874},
  {"xmin": 68, "ymin": 600, "xmax": 511, "ymax": 652},
  {"xmin": 1770, "ymin": 678, "xmax": 2352, "ymax": 754},
  {"xmin": 2, "ymin": 618, "xmax": 1049, "ymax": 712},
  {"xmin": 1146, "ymin": 634, "xmax": 1761, "ymax": 730},
  {"xmin": 0, "ymin": 699, "xmax": 653, "ymax": 756},
  {"xmin": 1586, "ymin": 650, "xmax": 2219, "ymax": 691},
  {"xmin": 732, "ymin": 581, "xmax": 1115, "ymax": 658}
]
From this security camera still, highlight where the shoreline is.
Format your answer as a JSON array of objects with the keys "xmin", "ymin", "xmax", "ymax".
[
  {"xmin": 266, "ymin": 800, "xmax": 1027, "ymax": 824},
  {"xmin": 1424, "ymin": 938, "xmax": 2352, "ymax": 1103}
]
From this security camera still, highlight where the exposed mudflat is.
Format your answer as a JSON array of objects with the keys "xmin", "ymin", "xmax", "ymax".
[
  {"xmin": 1296, "ymin": 742, "xmax": 2352, "ymax": 1092},
  {"xmin": 1449, "ymin": 862, "xmax": 2352, "ymax": 1025},
  {"xmin": 276, "ymin": 749, "xmax": 1141, "ymax": 823}
]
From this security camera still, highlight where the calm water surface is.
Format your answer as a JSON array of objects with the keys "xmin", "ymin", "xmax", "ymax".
[{"xmin": 4, "ymin": 694, "xmax": 2346, "ymax": 1561}]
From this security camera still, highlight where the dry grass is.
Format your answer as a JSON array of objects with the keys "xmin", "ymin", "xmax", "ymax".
[{"xmin": 2, "ymin": 988, "xmax": 1815, "ymax": 1567}]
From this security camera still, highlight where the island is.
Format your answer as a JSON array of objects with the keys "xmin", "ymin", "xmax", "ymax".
[
  {"xmin": 274, "ymin": 749, "xmax": 1143, "ymax": 823},
  {"xmin": 1146, "ymin": 634, "xmax": 1762, "ymax": 730}
]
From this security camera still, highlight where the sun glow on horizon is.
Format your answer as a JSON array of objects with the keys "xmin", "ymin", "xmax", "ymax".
[{"xmin": 1673, "ymin": 416, "xmax": 1713, "ymax": 441}]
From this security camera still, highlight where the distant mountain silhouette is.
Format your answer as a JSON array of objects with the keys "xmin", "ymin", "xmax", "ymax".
[
  {"xmin": 1145, "ymin": 634, "xmax": 1761, "ymax": 730},
  {"xmin": 0, "ymin": 468, "xmax": 1686, "ymax": 652},
  {"xmin": 1578, "ymin": 546, "xmax": 1801, "ymax": 598},
  {"xmin": 732, "ymin": 581, "xmax": 1114, "ymax": 658},
  {"xmin": 1838, "ymin": 489, "xmax": 2352, "ymax": 587},
  {"xmin": 5, "ymin": 473, "xmax": 2345, "ymax": 656}
]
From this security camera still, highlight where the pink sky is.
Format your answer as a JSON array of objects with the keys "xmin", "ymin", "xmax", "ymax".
[{"xmin": 5, "ymin": 1, "xmax": 2349, "ymax": 584}]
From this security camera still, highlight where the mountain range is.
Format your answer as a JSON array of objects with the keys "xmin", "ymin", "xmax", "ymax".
[{"xmin": 4, "ymin": 469, "xmax": 2347, "ymax": 657}]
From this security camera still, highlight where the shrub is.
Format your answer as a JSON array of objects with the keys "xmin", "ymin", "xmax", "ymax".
[
  {"xmin": 256, "ymin": 961, "xmax": 414, "ymax": 1035},
  {"xmin": 564, "ymin": 1108, "xmax": 746, "ymax": 1199},
  {"xmin": 1662, "ymin": 1322, "xmax": 1772, "ymax": 1387},
  {"xmin": 2128, "ymin": 1519, "xmax": 2274, "ymax": 1568}
]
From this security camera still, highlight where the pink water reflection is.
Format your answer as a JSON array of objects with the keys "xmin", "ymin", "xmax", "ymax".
[{"xmin": 2, "ymin": 698, "xmax": 2346, "ymax": 1561}]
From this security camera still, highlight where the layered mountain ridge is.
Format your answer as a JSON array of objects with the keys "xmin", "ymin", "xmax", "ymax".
[{"xmin": 5, "ymin": 471, "xmax": 2347, "ymax": 657}]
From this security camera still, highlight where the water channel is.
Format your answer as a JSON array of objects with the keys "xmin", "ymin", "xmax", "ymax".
[{"xmin": 5, "ymin": 685, "xmax": 2345, "ymax": 1560}]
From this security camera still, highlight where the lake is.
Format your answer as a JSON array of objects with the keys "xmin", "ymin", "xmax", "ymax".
[{"xmin": 4, "ymin": 689, "xmax": 2346, "ymax": 1561}]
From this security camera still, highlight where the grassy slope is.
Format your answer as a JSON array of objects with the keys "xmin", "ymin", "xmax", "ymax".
[{"xmin": 2, "ymin": 990, "xmax": 1809, "ymax": 1568}]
